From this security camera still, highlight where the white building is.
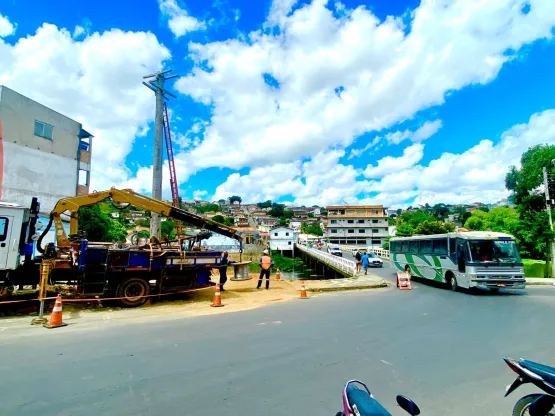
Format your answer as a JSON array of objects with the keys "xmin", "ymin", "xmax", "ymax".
[
  {"xmin": 326, "ymin": 205, "xmax": 389, "ymax": 247},
  {"xmin": 269, "ymin": 227, "xmax": 295, "ymax": 251},
  {"xmin": 0, "ymin": 85, "xmax": 93, "ymax": 214},
  {"xmin": 289, "ymin": 220, "xmax": 301, "ymax": 233}
]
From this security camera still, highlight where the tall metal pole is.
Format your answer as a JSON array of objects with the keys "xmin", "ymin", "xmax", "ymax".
[
  {"xmin": 143, "ymin": 69, "xmax": 178, "ymax": 239},
  {"xmin": 542, "ymin": 167, "xmax": 555, "ymax": 281}
]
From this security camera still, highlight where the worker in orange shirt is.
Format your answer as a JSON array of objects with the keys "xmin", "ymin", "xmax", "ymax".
[{"xmin": 257, "ymin": 249, "xmax": 273, "ymax": 289}]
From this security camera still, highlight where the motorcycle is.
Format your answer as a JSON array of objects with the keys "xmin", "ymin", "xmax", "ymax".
[
  {"xmin": 335, "ymin": 380, "xmax": 420, "ymax": 416},
  {"xmin": 504, "ymin": 357, "xmax": 555, "ymax": 415}
]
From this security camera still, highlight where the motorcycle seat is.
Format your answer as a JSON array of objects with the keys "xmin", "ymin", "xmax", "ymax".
[
  {"xmin": 346, "ymin": 388, "xmax": 391, "ymax": 416},
  {"xmin": 521, "ymin": 360, "xmax": 555, "ymax": 385}
]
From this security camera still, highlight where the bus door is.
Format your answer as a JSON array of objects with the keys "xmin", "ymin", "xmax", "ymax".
[{"xmin": 456, "ymin": 239, "xmax": 469, "ymax": 273}]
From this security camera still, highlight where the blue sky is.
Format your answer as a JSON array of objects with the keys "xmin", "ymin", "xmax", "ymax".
[{"xmin": 1, "ymin": 0, "xmax": 555, "ymax": 207}]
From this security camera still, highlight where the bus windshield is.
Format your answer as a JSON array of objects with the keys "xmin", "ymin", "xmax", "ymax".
[{"xmin": 468, "ymin": 239, "xmax": 522, "ymax": 263}]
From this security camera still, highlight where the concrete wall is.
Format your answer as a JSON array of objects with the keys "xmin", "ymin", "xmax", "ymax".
[{"xmin": 0, "ymin": 86, "xmax": 91, "ymax": 213}]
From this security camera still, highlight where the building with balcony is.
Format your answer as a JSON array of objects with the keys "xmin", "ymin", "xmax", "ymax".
[{"xmin": 325, "ymin": 205, "xmax": 388, "ymax": 247}]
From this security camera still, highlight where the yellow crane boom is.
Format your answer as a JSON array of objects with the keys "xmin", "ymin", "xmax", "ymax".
[{"xmin": 40, "ymin": 187, "xmax": 242, "ymax": 250}]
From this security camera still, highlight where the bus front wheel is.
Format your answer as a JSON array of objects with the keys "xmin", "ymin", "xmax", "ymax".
[{"xmin": 447, "ymin": 274, "xmax": 458, "ymax": 292}]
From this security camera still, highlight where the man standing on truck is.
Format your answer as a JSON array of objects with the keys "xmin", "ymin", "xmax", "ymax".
[{"xmin": 257, "ymin": 249, "xmax": 273, "ymax": 290}]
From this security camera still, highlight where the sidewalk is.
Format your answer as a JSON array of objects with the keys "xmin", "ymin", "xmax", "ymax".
[
  {"xmin": 526, "ymin": 278, "xmax": 555, "ymax": 285},
  {"xmin": 0, "ymin": 272, "xmax": 388, "ymax": 337}
]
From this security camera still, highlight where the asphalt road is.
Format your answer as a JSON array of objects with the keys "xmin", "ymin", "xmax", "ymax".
[{"xmin": 2, "ymin": 262, "xmax": 555, "ymax": 416}]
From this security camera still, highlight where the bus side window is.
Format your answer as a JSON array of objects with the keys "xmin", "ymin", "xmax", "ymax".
[
  {"xmin": 409, "ymin": 240, "xmax": 419, "ymax": 254},
  {"xmin": 401, "ymin": 241, "xmax": 409, "ymax": 252},
  {"xmin": 449, "ymin": 238, "xmax": 456, "ymax": 254},
  {"xmin": 421, "ymin": 240, "xmax": 432, "ymax": 254},
  {"xmin": 433, "ymin": 239, "xmax": 447, "ymax": 256}
]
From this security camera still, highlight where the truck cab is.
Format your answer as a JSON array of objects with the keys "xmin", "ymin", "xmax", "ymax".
[{"xmin": 0, "ymin": 202, "xmax": 30, "ymax": 270}]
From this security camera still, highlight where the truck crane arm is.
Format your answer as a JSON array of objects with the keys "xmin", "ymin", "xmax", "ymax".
[{"xmin": 37, "ymin": 187, "xmax": 243, "ymax": 252}]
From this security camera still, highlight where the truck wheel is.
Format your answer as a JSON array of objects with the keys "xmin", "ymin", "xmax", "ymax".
[{"xmin": 116, "ymin": 278, "xmax": 150, "ymax": 307}]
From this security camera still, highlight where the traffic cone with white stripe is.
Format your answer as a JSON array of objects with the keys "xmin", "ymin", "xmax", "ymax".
[
  {"xmin": 275, "ymin": 269, "xmax": 281, "ymax": 281},
  {"xmin": 44, "ymin": 294, "xmax": 68, "ymax": 328},
  {"xmin": 299, "ymin": 281, "xmax": 309, "ymax": 299},
  {"xmin": 211, "ymin": 284, "xmax": 224, "ymax": 307}
]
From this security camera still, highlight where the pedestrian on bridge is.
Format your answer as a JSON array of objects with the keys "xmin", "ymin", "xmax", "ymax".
[
  {"xmin": 257, "ymin": 249, "xmax": 273, "ymax": 289},
  {"xmin": 354, "ymin": 249, "xmax": 362, "ymax": 273},
  {"xmin": 361, "ymin": 252, "xmax": 369, "ymax": 275}
]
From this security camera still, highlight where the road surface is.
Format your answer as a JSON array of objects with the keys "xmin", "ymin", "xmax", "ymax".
[{"xmin": 2, "ymin": 262, "xmax": 554, "ymax": 415}]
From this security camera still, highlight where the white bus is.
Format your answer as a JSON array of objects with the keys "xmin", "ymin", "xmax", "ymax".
[{"xmin": 389, "ymin": 231, "xmax": 526, "ymax": 292}]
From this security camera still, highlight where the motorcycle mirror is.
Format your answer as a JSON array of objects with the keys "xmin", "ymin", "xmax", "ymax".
[
  {"xmin": 529, "ymin": 395, "xmax": 555, "ymax": 416},
  {"xmin": 396, "ymin": 395, "xmax": 420, "ymax": 416}
]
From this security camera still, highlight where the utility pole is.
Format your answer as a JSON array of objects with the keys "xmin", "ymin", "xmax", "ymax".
[
  {"xmin": 542, "ymin": 166, "xmax": 555, "ymax": 282},
  {"xmin": 143, "ymin": 69, "xmax": 177, "ymax": 238}
]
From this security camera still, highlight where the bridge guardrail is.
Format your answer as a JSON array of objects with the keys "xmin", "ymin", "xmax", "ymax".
[
  {"xmin": 336, "ymin": 245, "xmax": 391, "ymax": 259},
  {"xmin": 295, "ymin": 244, "xmax": 356, "ymax": 276}
]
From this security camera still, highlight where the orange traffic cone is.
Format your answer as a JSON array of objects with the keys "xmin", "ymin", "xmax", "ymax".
[
  {"xmin": 44, "ymin": 294, "xmax": 68, "ymax": 329},
  {"xmin": 275, "ymin": 269, "xmax": 281, "ymax": 281},
  {"xmin": 299, "ymin": 281, "xmax": 309, "ymax": 299},
  {"xmin": 211, "ymin": 284, "xmax": 224, "ymax": 307}
]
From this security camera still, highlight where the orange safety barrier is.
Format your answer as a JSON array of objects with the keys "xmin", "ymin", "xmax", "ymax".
[
  {"xmin": 210, "ymin": 284, "xmax": 224, "ymax": 307},
  {"xmin": 299, "ymin": 281, "xmax": 309, "ymax": 299},
  {"xmin": 44, "ymin": 294, "xmax": 68, "ymax": 328},
  {"xmin": 396, "ymin": 271, "xmax": 412, "ymax": 290}
]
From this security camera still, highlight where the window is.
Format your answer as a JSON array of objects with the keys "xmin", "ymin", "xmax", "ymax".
[
  {"xmin": 390, "ymin": 241, "xmax": 399, "ymax": 252},
  {"xmin": 347, "ymin": 209, "xmax": 354, "ymax": 214},
  {"xmin": 0, "ymin": 217, "xmax": 8, "ymax": 242},
  {"xmin": 339, "ymin": 210, "xmax": 345, "ymax": 215},
  {"xmin": 330, "ymin": 220, "xmax": 337, "ymax": 224},
  {"xmin": 274, "ymin": 233, "xmax": 278, "ymax": 236},
  {"xmin": 409, "ymin": 240, "xmax": 420, "ymax": 253},
  {"xmin": 372, "ymin": 219, "xmax": 379, "ymax": 223},
  {"xmin": 78, "ymin": 169, "xmax": 89, "ymax": 186},
  {"xmin": 401, "ymin": 241, "xmax": 409, "ymax": 252},
  {"xmin": 285, "ymin": 232, "xmax": 289, "ymax": 236},
  {"xmin": 359, "ymin": 229, "xmax": 365, "ymax": 233},
  {"xmin": 357, "ymin": 219, "xmax": 364, "ymax": 223},
  {"xmin": 372, "ymin": 229, "xmax": 379, "ymax": 233},
  {"xmin": 348, "ymin": 220, "xmax": 354, "ymax": 224},
  {"xmin": 34, "ymin": 120, "xmax": 53, "ymax": 140},
  {"xmin": 433, "ymin": 239, "xmax": 448, "ymax": 255},
  {"xmin": 288, "ymin": 241, "xmax": 292, "ymax": 245},
  {"xmin": 420, "ymin": 240, "xmax": 432, "ymax": 254},
  {"xmin": 348, "ymin": 229, "xmax": 354, "ymax": 234},
  {"xmin": 372, "ymin": 209, "xmax": 379, "ymax": 215},
  {"xmin": 331, "ymin": 230, "xmax": 337, "ymax": 234},
  {"xmin": 372, "ymin": 239, "xmax": 381, "ymax": 245}
]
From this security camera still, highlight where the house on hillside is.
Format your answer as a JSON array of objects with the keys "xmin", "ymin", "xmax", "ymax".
[{"xmin": 269, "ymin": 227, "xmax": 295, "ymax": 252}]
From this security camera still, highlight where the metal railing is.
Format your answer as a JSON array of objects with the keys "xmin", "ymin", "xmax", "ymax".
[
  {"xmin": 295, "ymin": 244, "xmax": 356, "ymax": 276},
  {"xmin": 335, "ymin": 244, "xmax": 391, "ymax": 259}
]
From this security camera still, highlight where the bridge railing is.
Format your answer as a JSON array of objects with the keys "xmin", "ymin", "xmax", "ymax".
[
  {"xmin": 295, "ymin": 244, "xmax": 356, "ymax": 276},
  {"xmin": 335, "ymin": 245, "xmax": 391, "ymax": 259}
]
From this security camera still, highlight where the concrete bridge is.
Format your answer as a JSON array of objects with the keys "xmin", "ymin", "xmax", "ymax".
[
  {"xmin": 295, "ymin": 244, "xmax": 357, "ymax": 277},
  {"xmin": 295, "ymin": 244, "xmax": 392, "ymax": 278}
]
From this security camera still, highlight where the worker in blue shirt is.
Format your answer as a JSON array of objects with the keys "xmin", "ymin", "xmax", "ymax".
[{"xmin": 219, "ymin": 251, "xmax": 235, "ymax": 291}]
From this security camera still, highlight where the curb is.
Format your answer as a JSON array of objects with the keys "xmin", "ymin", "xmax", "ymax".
[
  {"xmin": 526, "ymin": 281, "xmax": 555, "ymax": 286},
  {"xmin": 307, "ymin": 281, "xmax": 389, "ymax": 293}
]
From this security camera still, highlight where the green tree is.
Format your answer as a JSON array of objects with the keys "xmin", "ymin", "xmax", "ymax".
[
  {"xmin": 301, "ymin": 222, "xmax": 323, "ymax": 236},
  {"xmin": 212, "ymin": 214, "xmax": 225, "ymax": 224},
  {"xmin": 307, "ymin": 212, "xmax": 315, "ymax": 218},
  {"xmin": 161, "ymin": 220, "xmax": 176, "ymax": 239},
  {"xmin": 228, "ymin": 195, "xmax": 242, "ymax": 204},
  {"xmin": 195, "ymin": 203, "xmax": 221, "ymax": 214},
  {"xmin": 279, "ymin": 217, "xmax": 289, "ymax": 226},
  {"xmin": 506, "ymin": 145, "xmax": 555, "ymax": 263},
  {"xmin": 136, "ymin": 218, "xmax": 150, "ymax": 227},
  {"xmin": 79, "ymin": 205, "xmax": 128, "ymax": 242},
  {"xmin": 218, "ymin": 199, "xmax": 226, "ymax": 205},
  {"xmin": 257, "ymin": 200, "xmax": 272, "ymax": 209},
  {"xmin": 283, "ymin": 209, "xmax": 293, "ymax": 219},
  {"xmin": 224, "ymin": 217, "xmax": 235, "ymax": 227},
  {"xmin": 414, "ymin": 220, "xmax": 455, "ymax": 235},
  {"xmin": 464, "ymin": 207, "xmax": 520, "ymax": 235}
]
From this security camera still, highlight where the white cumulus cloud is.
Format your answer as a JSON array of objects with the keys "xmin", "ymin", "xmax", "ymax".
[
  {"xmin": 173, "ymin": 0, "xmax": 555, "ymax": 176},
  {"xmin": 0, "ymin": 13, "xmax": 16, "ymax": 37},
  {"xmin": 159, "ymin": 0, "xmax": 206, "ymax": 38},
  {"xmin": 364, "ymin": 143, "xmax": 425, "ymax": 179}
]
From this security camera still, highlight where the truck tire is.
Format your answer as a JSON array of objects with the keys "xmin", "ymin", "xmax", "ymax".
[{"xmin": 116, "ymin": 278, "xmax": 150, "ymax": 307}]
